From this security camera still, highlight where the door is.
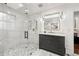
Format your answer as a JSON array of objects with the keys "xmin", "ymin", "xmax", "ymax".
[
  {"xmin": 74, "ymin": 11, "xmax": 79, "ymax": 55},
  {"xmin": 0, "ymin": 12, "xmax": 16, "ymax": 55}
]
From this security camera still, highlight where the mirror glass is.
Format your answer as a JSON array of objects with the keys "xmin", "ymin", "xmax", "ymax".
[{"xmin": 43, "ymin": 12, "xmax": 62, "ymax": 33}]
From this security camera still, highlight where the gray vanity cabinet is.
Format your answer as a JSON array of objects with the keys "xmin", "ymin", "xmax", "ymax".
[{"xmin": 39, "ymin": 34, "xmax": 65, "ymax": 56}]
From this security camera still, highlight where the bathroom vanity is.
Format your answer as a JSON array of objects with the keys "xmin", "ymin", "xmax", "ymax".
[{"xmin": 39, "ymin": 33, "xmax": 65, "ymax": 56}]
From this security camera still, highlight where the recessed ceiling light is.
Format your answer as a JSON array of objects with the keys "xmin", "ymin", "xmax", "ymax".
[
  {"xmin": 19, "ymin": 3, "xmax": 23, "ymax": 7},
  {"xmin": 38, "ymin": 4, "xmax": 43, "ymax": 7},
  {"xmin": 24, "ymin": 9, "xmax": 29, "ymax": 12},
  {"xmin": 24, "ymin": 9, "xmax": 29, "ymax": 13},
  {"xmin": 7, "ymin": 11, "xmax": 11, "ymax": 14}
]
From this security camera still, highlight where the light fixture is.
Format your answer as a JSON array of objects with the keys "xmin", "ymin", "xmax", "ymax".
[
  {"xmin": 24, "ymin": 9, "xmax": 29, "ymax": 12},
  {"xmin": 38, "ymin": 3, "xmax": 43, "ymax": 8},
  {"xmin": 7, "ymin": 11, "xmax": 11, "ymax": 14},
  {"xmin": 24, "ymin": 9, "xmax": 29, "ymax": 14},
  {"xmin": 44, "ymin": 14, "xmax": 60, "ymax": 19},
  {"xmin": 19, "ymin": 3, "xmax": 23, "ymax": 7},
  {"xmin": 43, "ymin": 12, "xmax": 64, "ymax": 19}
]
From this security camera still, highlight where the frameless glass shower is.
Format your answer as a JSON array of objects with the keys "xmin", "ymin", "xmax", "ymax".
[{"xmin": 0, "ymin": 12, "xmax": 16, "ymax": 55}]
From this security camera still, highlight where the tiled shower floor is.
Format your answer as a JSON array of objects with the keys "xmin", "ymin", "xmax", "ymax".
[{"xmin": 4, "ymin": 43, "xmax": 59, "ymax": 56}]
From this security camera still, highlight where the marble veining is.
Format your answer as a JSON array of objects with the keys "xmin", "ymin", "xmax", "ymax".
[{"xmin": 4, "ymin": 43, "xmax": 59, "ymax": 56}]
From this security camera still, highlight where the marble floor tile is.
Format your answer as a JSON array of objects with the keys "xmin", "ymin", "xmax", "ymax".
[{"xmin": 4, "ymin": 43, "xmax": 59, "ymax": 56}]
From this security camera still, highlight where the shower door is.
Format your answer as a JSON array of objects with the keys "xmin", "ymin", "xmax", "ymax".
[{"xmin": 0, "ymin": 12, "xmax": 16, "ymax": 55}]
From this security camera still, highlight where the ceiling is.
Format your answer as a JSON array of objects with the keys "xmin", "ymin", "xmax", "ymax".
[{"xmin": 6, "ymin": 3, "xmax": 64, "ymax": 15}]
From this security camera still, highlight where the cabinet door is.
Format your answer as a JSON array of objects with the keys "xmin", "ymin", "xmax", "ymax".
[
  {"xmin": 47, "ymin": 35, "xmax": 65, "ymax": 54},
  {"xmin": 39, "ymin": 35, "xmax": 50, "ymax": 49}
]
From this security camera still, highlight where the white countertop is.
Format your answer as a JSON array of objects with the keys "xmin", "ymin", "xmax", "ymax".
[{"xmin": 39, "ymin": 32, "xmax": 65, "ymax": 36}]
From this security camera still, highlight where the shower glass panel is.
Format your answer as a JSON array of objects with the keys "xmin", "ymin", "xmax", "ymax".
[
  {"xmin": 0, "ymin": 12, "xmax": 16, "ymax": 55},
  {"xmin": 0, "ymin": 12, "xmax": 15, "ymax": 30}
]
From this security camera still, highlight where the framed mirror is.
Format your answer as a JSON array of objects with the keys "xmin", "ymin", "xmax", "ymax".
[{"xmin": 43, "ymin": 12, "xmax": 63, "ymax": 33}]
